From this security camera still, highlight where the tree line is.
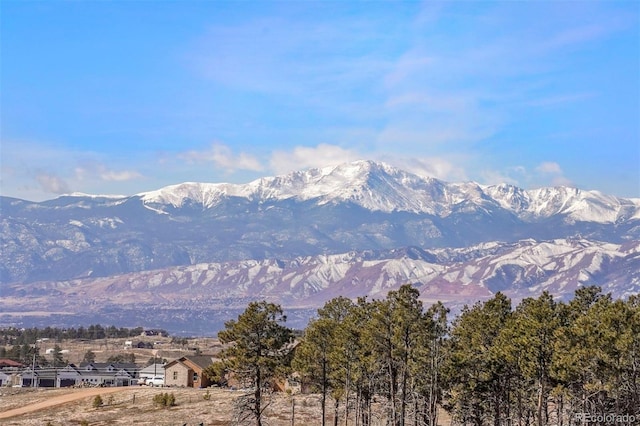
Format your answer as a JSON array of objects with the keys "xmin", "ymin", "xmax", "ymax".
[
  {"xmin": 0, "ymin": 324, "xmax": 167, "ymax": 365},
  {"xmin": 209, "ymin": 285, "xmax": 639, "ymax": 426},
  {"xmin": 0, "ymin": 324, "xmax": 152, "ymax": 346}
]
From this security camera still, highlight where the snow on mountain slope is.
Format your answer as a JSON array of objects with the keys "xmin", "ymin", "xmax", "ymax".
[
  {"xmin": 138, "ymin": 182, "xmax": 249, "ymax": 208},
  {"xmin": 10, "ymin": 239, "xmax": 637, "ymax": 309},
  {"xmin": 137, "ymin": 160, "xmax": 447, "ymax": 213},
  {"xmin": 136, "ymin": 160, "xmax": 640, "ymax": 223}
]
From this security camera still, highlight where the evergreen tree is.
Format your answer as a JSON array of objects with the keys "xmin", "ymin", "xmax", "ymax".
[
  {"xmin": 334, "ymin": 297, "xmax": 379, "ymax": 426},
  {"xmin": 218, "ymin": 301, "xmax": 293, "ymax": 426},
  {"xmin": 415, "ymin": 301, "xmax": 449, "ymax": 426},
  {"xmin": 387, "ymin": 285, "xmax": 427, "ymax": 426},
  {"xmin": 554, "ymin": 291, "xmax": 640, "ymax": 419},
  {"xmin": 293, "ymin": 317, "xmax": 336, "ymax": 426},
  {"xmin": 293, "ymin": 296, "xmax": 354, "ymax": 426},
  {"xmin": 203, "ymin": 361, "xmax": 230, "ymax": 387},
  {"xmin": 82, "ymin": 350, "xmax": 96, "ymax": 363},
  {"xmin": 444, "ymin": 292, "xmax": 512, "ymax": 426},
  {"xmin": 501, "ymin": 291, "xmax": 559, "ymax": 426},
  {"xmin": 52, "ymin": 344, "xmax": 65, "ymax": 367}
]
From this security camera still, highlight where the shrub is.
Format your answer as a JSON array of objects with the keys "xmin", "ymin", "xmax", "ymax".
[
  {"xmin": 203, "ymin": 389, "xmax": 211, "ymax": 400},
  {"xmin": 153, "ymin": 393, "xmax": 165, "ymax": 406},
  {"xmin": 92, "ymin": 395, "xmax": 103, "ymax": 408},
  {"xmin": 153, "ymin": 392, "xmax": 177, "ymax": 408},
  {"xmin": 167, "ymin": 392, "xmax": 176, "ymax": 407}
]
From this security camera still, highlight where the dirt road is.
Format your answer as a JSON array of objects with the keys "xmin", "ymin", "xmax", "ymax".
[{"xmin": 0, "ymin": 387, "xmax": 128, "ymax": 419}]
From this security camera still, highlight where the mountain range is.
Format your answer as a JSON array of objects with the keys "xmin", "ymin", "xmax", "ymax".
[{"xmin": 2, "ymin": 160, "xmax": 639, "ymax": 333}]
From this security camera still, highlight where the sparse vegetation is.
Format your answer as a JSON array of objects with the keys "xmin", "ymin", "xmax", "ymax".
[
  {"xmin": 106, "ymin": 353, "xmax": 136, "ymax": 364},
  {"xmin": 0, "ymin": 387, "xmax": 355, "ymax": 424},
  {"xmin": 91, "ymin": 395, "xmax": 103, "ymax": 409},
  {"xmin": 153, "ymin": 392, "xmax": 177, "ymax": 408}
]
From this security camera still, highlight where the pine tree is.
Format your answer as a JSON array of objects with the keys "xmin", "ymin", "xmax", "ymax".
[
  {"xmin": 218, "ymin": 301, "xmax": 293, "ymax": 426},
  {"xmin": 554, "ymin": 291, "xmax": 640, "ymax": 419},
  {"xmin": 203, "ymin": 361, "xmax": 230, "ymax": 387},
  {"xmin": 293, "ymin": 317, "xmax": 335, "ymax": 426},
  {"xmin": 82, "ymin": 349, "xmax": 96, "ymax": 364},
  {"xmin": 388, "ymin": 285, "xmax": 426, "ymax": 426},
  {"xmin": 444, "ymin": 292, "xmax": 512, "ymax": 426},
  {"xmin": 293, "ymin": 296, "xmax": 354, "ymax": 426},
  {"xmin": 52, "ymin": 344, "xmax": 64, "ymax": 367},
  {"xmin": 416, "ymin": 301, "xmax": 449, "ymax": 426},
  {"xmin": 501, "ymin": 291, "xmax": 559, "ymax": 426}
]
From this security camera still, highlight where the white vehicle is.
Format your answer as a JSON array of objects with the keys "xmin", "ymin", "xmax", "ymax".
[{"xmin": 146, "ymin": 376, "xmax": 164, "ymax": 387}]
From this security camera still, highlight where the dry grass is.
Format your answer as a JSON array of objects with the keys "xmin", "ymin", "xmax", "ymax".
[
  {"xmin": 1, "ymin": 387, "xmax": 331, "ymax": 425},
  {"xmin": 1, "ymin": 386, "xmax": 453, "ymax": 425},
  {"xmin": 0, "ymin": 387, "xmax": 304, "ymax": 426}
]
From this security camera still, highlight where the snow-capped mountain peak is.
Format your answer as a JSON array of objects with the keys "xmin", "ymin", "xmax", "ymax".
[
  {"xmin": 134, "ymin": 160, "xmax": 640, "ymax": 222},
  {"xmin": 137, "ymin": 160, "xmax": 443, "ymax": 213}
]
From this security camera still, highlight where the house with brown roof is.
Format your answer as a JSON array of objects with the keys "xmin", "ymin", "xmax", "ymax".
[
  {"xmin": 164, "ymin": 356, "xmax": 218, "ymax": 388},
  {"xmin": 0, "ymin": 359, "xmax": 25, "ymax": 369}
]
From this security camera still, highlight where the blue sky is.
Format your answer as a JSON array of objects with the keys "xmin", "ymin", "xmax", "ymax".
[{"xmin": 2, "ymin": 1, "xmax": 639, "ymax": 201}]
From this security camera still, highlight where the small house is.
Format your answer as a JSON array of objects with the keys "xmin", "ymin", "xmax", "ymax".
[{"xmin": 164, "ymin": 356, "xmax": 218, "ymax": 388}]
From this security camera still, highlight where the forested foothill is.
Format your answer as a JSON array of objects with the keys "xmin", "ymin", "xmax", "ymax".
[{"xmin": 211, "ymin": 285, "xmax": 639, "ymax": 426}]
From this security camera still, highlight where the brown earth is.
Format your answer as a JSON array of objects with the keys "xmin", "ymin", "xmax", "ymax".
[
  {"xmin": 0, "ymin": 386, "xmax": 331, "ymax": 425},
  {"xmin": 0, "ymin": 386, "xmax": 453, "ymax": 425},
  {"xmin": 0, "ymin": 387, "xmax": 127, "ymax": 420}
]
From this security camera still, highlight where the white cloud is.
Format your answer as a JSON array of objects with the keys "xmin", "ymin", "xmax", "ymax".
[
  {"xmin": 536, "ymin": 161, "xmax": 563, "ymax": 175},
  {"xmin": 477, "ymin": 162, "xmax": 574, "ymax": 189},
  {"xmin": 384, "ymin": 156, "xmax": 468, "ymax": 182},
  {"xmin": 99, "ymin": 169, "xmax": 143, "ymax": 182},
  {"xmin": 535, "ymin": 162, "xmax": 573, "ymax": 187},
  {"xmin": 270, "ymin": 144, "xmax": 361, "ymax": 174},
  {"xmin": 179, "ymin": 143, "xmax": 264, "ymax": 172},
  {"xmin": 75, "ymin": 164, "xmax": 143, "ymax": 182},
  {"xmin": 479, "ymin": 169, "xmax": 522, "ymax": 186},
  {"xmin": 0, "ymin": 139, "xmax": 149, "ymax": 200},
  {"xmin": 36, "ymin": 173, "xmax": 70, "ymax": 194}
]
